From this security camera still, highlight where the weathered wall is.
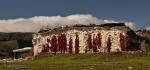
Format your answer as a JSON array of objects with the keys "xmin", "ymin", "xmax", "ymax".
[{"xmin": 32, "ymin": 29, "xmax": 129, "ymax": 56}]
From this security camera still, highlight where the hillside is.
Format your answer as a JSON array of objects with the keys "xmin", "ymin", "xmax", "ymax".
[
  {"xmin": 136, "ymin": 30, "xmax": 150, "ymax": 50},
  {"xmin": 0, "ymin": 32, "xmax": 34, "ymax": 48}
]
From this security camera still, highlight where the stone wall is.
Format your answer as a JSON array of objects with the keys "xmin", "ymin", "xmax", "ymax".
[{"xmin": 32, "ymin": 29, "xmax": 130, "ymax": 56}]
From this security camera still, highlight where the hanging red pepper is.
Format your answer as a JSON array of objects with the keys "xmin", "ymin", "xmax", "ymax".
[
  {"xmin": 51, "ymin": 35, "xmax": 57, "ymax": 55},
  {"xmin": 60, "ymin": 34, "xmax": 64, "ymax": 53},
  {"xmin": 75, "ymin": 33, "xmax": 79, "ymax": 54},
  {"xmin": 59, "ymin": 33, "xmax": 67, "ymax": 53},
  {"xmin": 87, "ymin": 34, "xmax": 92, "ymax": 50},
  {"xmin": 119, "ymin": 33, "xmax": 124, "ymax": 49},
  {"xmin": 57, "ymin": 35, "xmax": 61, "ymax": 52},
  {"xmin": 69, "ymin": 37, "xmax": 73, "ymax": 54},
  {"xmin": 63, "ymin": 33, "xmax": 67, "ymax": 53},
  {"xmin": 92, "ymin": 34, "xmax": 98, "ymax": 52},
  {"xmin": 95, "ymin": 32, "xmax": 101, "ymax": 49}
]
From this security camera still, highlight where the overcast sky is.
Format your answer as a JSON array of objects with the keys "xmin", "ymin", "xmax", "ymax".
[{"xmin": 0, "ymin": 0, "xmax": 150, "ymax": 29}]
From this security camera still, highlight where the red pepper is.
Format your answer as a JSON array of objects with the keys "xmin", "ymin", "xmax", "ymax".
[
  {"xmin": 63, "ymin": 34, "xmax": 67, "ymax": 53},
  {"xmin": 75, "ymin": 33, "xmax": 79, "ymax": 54},
  {"xmin": 51, "ymin": 35, "xmax": 57, "ymax": 55},
  {"xmin": 87, "ymin": 34, "xmax": 92, "ymax": 49},
  {"xmin": 119, "ymin": 33, "xmax": 123, "ymax": 49},
  {"xmin": 92, "ymin": 34, "xmax": 98, "ymax": 52},
  {"xmin": 57, "ymin": 35, "xmax": 62, "ymax": 52},
  {"xmin": 69, "ymin": 37, "xmax": 73, "ymax": 54},
  {"xmin": 95, "ymin": 32, "xmax": 101, "ymax": 49}
]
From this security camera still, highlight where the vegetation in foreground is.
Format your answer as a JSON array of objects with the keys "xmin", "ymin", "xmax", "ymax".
[{"xmin": 1, "ymin": 53, "xmax": 150, "ymax": 70}]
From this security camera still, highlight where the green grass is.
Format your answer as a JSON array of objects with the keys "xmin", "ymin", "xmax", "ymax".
[{"xmin": 1, "ymin": 53, "xmax": 150, "ymax": 70}]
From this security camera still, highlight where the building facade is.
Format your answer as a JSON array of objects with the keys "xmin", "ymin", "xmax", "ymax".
[{"xmin": 32, "ymin": 23, "xmax": 139, "ymax": 56}]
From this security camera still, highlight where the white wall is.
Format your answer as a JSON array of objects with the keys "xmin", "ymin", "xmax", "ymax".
[{"xmin": 33, "ymin": 29, "xmax": 127, "ymax": 56}]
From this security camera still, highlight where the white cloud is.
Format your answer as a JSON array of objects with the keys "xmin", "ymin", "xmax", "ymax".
[
  {"xmin": 124, "ymin": 22, "xmax": 137, "ymax": 30},
  {"xmin": 146, "ymin": 27, "xmax": 150, "ymax": 30},
  {"xmin": 104, "ymin": 20, "xmax": 119, "ymax": 23},
  {"xmin": 0, "ymin": 14, "xmax": 136, "ymax": 32}
]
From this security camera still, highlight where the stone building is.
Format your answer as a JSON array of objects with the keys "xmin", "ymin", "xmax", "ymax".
[{"xmin": 32, "ymin": 23, "xmax": 140, "ymax": 56}]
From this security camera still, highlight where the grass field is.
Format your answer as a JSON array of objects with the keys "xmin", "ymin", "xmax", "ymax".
[{"xmin": 1, "ymin": 52, "xmax": 150, "ymax": 70}]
